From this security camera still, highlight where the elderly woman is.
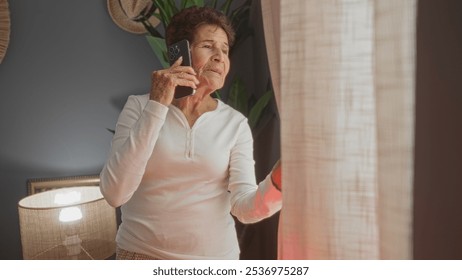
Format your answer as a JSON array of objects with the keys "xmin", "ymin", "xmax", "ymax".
[{"xmin": 100, "ymin": 6, "xmax": 282, "ymax": 260}]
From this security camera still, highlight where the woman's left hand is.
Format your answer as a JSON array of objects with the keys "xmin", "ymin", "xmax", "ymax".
[{"xmin": 271, "ymin": 159, "xmax": 282, "ymax": 191}]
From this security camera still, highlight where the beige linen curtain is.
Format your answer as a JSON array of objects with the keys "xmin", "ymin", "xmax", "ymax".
[{"xmin": 261, "ymin": 0, "xmax": 417, "ymax": 259}]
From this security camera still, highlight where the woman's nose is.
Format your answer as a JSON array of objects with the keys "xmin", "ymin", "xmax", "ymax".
[{"xmin": 212, "ymin": 49, "xmax": 224, "ymax": 62}]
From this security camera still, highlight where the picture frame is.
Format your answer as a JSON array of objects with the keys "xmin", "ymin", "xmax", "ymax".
[{"xmin": 27, "ymin": 174, "xmax": 100, "ymax": 195}]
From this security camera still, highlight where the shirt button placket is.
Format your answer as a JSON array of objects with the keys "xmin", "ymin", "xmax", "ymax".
[{"xmin": 186, "ymin": 130, "xmax": 192, "ymax": 159}]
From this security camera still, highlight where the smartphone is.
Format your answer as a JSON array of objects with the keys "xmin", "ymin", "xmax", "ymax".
[{"xmin": 167, "ymin": 39, "xmax": 195, "ymax": 99}]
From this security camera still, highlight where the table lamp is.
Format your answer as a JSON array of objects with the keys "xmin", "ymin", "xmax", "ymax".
[{"xmin": 18, "ymin": 186, "xmax": 117, "ymax": 259}]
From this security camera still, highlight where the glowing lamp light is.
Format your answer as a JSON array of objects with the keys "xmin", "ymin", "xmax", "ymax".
[{"xmin": 59, "ymin": 207, "xmax": 83, "ymax": 223}]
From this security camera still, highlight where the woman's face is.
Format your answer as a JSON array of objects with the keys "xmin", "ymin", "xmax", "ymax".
[{"xmin": 190, "ymin": 24, "xmax": 230, "ymax": 93}]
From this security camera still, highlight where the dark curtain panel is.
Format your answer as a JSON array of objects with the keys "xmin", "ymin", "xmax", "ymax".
[
  {"xmin": 235, "ymin": 0, "xmax": 281, "ymax": 260},
  {"xmin": 414, "ymin": 0, "xmax": 462, "ymax": 259}
]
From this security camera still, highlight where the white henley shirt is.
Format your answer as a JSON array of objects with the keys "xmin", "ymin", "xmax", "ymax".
[{"xmin": 100, "ymin": 94, "xmax": 282, "ymax": 259}]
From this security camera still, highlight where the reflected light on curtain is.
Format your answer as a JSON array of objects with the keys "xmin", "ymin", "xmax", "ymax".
[{"xmin": 261, "ymin": 0, "xmax": 416, "ymax": 259}]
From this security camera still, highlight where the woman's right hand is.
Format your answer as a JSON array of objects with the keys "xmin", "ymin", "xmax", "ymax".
[{"xmin": 150, "ymin": 57, "xmax": 200, "ymax": 106}]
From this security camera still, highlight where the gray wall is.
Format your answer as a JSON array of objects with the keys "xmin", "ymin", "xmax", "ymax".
[{"xmin": 0, "ymin": 0, "xmax": 159, "ymax": 259}]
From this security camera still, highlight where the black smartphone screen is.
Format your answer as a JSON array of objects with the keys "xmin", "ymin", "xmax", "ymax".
[{"xmin": 167, "ymin": 39, "xmax": 195, "ymax": 99}]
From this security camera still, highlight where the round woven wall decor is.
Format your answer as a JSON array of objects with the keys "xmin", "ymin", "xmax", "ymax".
[{"xmin": 0, "ymin": 0, "xmax": 10, "ymax": 63}]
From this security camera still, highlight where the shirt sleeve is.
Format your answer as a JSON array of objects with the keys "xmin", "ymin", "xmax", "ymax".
[
  {"xmin": 228, "ymin": 119, "xmax": 282, "ymax": 224},
  {"xmin": 99, "ymin": 95, "xmax": 168, "ymax": 207}
]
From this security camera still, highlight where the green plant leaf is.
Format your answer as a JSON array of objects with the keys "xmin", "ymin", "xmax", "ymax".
[
  {"xmin": 248, "ymin": 90, "xmax": 273, "ymax": 129},
  {"xmin": 153, "ymin": 0, "xmax": 174, "ymax": 29},
  {"xmin": 220, "ymin": 0, "xmax": 234, "ymax": 15},
  {"xmin": 228, "ymin": 78, "xmax": 248, "ymax": 115},
  {"xmin": 229, "ymin": 0, "xmax": 252, "ymax": 50},
  {"xmin": 212, "ymin": 89, "xmax": 222, "ymax": 100},
  {"xmin": 182, "ymin": 0, "xmax": 204, "ymax": 9},
  {"xmin": 141, "ymin": 19, "xmax": 163, "ymax": 38},
  {"xmin": 210, "ymin": 0, "xmax": 219, "ymax": 9},
  {"xmin": 146, "ymin": 36, "xmax": 169, "ymax": 68},
  {"xmin": 165, "ymin": 0, "xmax": 179, "ymax": 19}
]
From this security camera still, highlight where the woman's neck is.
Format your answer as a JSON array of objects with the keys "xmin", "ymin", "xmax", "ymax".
[
  {"xmin": 171, "ymin": 92, "xmax": 218, "ymax": 126},
  {"xmin": 173, "ymin": 89, "xmax": 214, "ymax": 109}
]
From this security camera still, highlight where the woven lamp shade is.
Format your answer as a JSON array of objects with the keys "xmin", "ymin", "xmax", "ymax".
[{"xmin": 18, "ymin": 186, "xmax": 117, "ymax": 260}]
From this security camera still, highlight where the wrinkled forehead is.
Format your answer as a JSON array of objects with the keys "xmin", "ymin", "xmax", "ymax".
[{"xmin": 192, "ymin": 24, "xmax": 229, "ymax": 46}]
